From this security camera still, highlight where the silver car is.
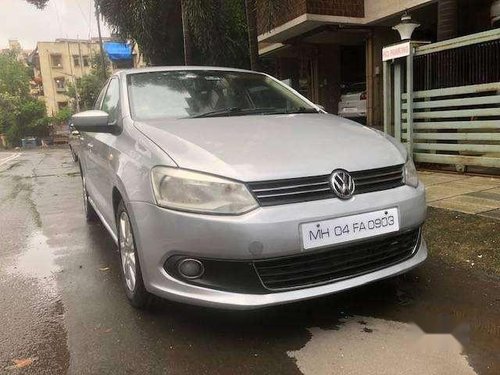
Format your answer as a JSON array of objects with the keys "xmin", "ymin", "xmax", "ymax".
[{"xmin": 72, "ymin": 67, "xmax": 427, "ymax": 310}]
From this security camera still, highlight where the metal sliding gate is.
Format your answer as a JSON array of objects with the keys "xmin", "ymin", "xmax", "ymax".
[{"xmin": 383, "ymin": 29, "xmax": 500, "ymax": 171}]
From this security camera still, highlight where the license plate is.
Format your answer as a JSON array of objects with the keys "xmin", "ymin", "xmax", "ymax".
[
  {"xmin": 342, "ymin": 107, "xmax": 358, "ymax": 113},
  {"xmin": 301, "ymin": 208, "xmax": 400, "ymax": 250}
]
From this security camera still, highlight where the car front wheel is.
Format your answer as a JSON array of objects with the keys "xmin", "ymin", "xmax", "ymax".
[{"xmin": 116, "ymin": 200, "xmax": 151, "ymax": 309}]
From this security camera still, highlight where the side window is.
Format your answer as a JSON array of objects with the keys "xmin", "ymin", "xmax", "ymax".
[
  {"xmin": 100, "ymin": 78, "xmax": 120, "ymax": 123},
  {"xmin": 94, "ymin": 83, "xmax": 108, "ymax": 110}
]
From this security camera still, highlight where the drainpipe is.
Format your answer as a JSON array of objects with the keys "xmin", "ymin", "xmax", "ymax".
[{"xmin": 437, "ymin": 0, "xmax": 458, "ymax": 41}]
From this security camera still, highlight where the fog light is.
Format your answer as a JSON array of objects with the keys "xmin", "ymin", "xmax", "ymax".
[{"xmin": 178, "ymin": 258, "xmax": 204, "ymax": 279}]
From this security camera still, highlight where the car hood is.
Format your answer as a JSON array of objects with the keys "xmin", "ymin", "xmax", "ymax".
[{"xmin": 134, "ymin": 114, "xmax": 405, "ymax": 182}]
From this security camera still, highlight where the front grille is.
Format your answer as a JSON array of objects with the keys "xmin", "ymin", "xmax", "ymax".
[
  {"xmin": 254, "ymin": 228, "xmax": 420, "ymax": 291},
  {"xmin": 350, "ymin": 164, "xmax": 405, "ymax": 195},
  {"xmin": 247, "ymin": 164, "xmax": 404, "ymax": 206}
]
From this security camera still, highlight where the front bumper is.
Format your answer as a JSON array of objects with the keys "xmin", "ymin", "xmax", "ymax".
[{"xmin": 128, "ymin": 183, "xmax": 427, "ymax": 309}]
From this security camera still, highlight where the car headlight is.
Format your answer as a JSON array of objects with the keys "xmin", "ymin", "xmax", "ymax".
[
  {"xmin": 403, "ymin": 157, "xmax": 419, "ymax": 188},
  {"xmin": 151, "ymin": 167, "xmax": 258, "ymax": 215}
]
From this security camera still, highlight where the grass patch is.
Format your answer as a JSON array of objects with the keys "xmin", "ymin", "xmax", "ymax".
[{"xmin": 424, "ymin": 207, "xmax": 500, "ymax": 276}]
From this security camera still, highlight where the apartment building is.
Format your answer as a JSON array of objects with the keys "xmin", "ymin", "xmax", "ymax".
[
  {"xmin": 1, "ymin": 39, "xmax": 31, "ymax": 62},
  {"xmin": 31, "ymin": 38, "xmax": 145, "ymax": 115},
  {"xmin": 257, "ymin": 0, "xmax": 497, "ymax": 128},
  {"xmin": 31, "ymin": 39, "xmax": 102, "ymax": 115}
]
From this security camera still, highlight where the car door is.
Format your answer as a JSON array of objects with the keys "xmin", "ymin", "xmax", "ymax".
[
  {"xmin": 85, "ymin": 77, "xmax": 121, "ymax": 227},
  {"xmin": 80, "ymin": 81, "xmax": 108, "ymax": 207}
]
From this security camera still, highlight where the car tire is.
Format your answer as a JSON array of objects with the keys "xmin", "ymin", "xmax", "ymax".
[
  {"xmin": 116, "ymin": 200, "xmax": 151, "ymax": 309},
  {"xmin": 81, "ymin": 174, "xmax": 98, "ymax": 222},
  {"xmin": 69, "ymin": 145, "xmax": 78, "ymax": 162}
]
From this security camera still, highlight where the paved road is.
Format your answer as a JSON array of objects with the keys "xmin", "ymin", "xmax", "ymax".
[{"xmin": 0, "ymin": 149, "xmax": 499, "ymax": 374}]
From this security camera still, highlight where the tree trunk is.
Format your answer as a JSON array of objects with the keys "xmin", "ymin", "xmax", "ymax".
[
  {"xmin": 437, "ymin": 0, "xmax": 458, "ymax": 41},
  {"xmin": 245, "ymin": 0, "xmax": 260, "ymax": 70},
  {"xmin": 181, "ymin": 0, "xmax": 193, "ymax": 65}
]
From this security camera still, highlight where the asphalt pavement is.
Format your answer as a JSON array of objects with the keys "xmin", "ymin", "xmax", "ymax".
[{"xmin": 0, "ymin": 149, "xmax": 499, "ymax": 374}]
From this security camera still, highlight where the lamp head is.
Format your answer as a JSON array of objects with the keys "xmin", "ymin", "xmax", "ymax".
[{"xmin": 393, "ymin": 12, "xmax": 420, "ymax": 40}]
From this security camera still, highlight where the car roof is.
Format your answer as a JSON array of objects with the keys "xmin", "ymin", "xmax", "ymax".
[{"xmin": 116, "ymin": 66, "xmax": 260, "ymax": 78}]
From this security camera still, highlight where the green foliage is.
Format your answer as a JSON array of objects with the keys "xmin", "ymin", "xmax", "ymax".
[
  {"xmin": 0, "ymin": 51, "xmax": 32, "ymax": 97},
  {"xmin": 98, "ymin": 0, "xmax": 250, "ymax": 67},
  {"xmin": 67, "ymin": 55, "xmax": 110, "ymax": 111},
  {"xmin": 0, "ymin": 51, "xmax": 49, "ymax": 147},
  {"xmin": 99, "ymin": 0, "xmax": 185, "ymax": 66},
  {"xmin": 27, "ymin": 0, "xmax": 281, "ymax": 68},
  {"xmin": 52, "ymin": 107, "xmax": 73, "ymax": 124},
  {"xmin": 184, "ymin": 0, "xmax": 250, "ymax": 67},
  {"xmin": 25, "ymin": 0, "xmax": 49, "ymax": 9}
]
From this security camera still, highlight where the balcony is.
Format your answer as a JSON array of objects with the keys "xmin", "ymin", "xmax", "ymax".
[
  {"xmin": 257, "ymin": 0, "xmax": 364, "ymax": 42},
  {"xmin": 256, "ymin": 0, "xmax": 435, "ymax": 44}
]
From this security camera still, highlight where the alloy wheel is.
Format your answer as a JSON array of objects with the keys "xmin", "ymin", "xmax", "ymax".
[
  {"xmin": 119, "ymin": 211, "xmax": 137, "ymax": 292},
  {"xmin": 82, "ymin": 176, "xmax": 89, "ymax": 215}
]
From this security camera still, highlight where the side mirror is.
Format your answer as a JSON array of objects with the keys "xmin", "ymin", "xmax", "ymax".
[{"xmin": 72, "ymin": 110, "xmax": 116, "ymax": 133}]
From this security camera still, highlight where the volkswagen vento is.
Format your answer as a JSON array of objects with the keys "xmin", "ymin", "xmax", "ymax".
[{"xmin": 72, "ymin": 67, "xmax": 427, "ymax": 309}]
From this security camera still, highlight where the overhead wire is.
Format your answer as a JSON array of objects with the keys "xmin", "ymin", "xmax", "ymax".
[{"xmin": 51, "ymin": 0, "xmax": 65, "ymax": 38}]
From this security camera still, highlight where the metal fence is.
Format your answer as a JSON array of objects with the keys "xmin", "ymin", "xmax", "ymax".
[
  {"xmin": 400, "ymin": 29, "xmax": 500, "ymax": 170},
  {"xmin": 414, "ymin": 36, "xmax": 500, "ymax": 91}
]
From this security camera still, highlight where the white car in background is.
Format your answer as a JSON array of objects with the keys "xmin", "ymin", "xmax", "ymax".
[{"xmin": 338, "ymin": 82, "xmax": 367, "ymax": 122}]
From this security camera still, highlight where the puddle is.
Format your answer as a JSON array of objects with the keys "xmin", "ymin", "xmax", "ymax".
[
  {"xmin": 7, "ymin": 230, "xmax": 60, "ymax": 286},
  {"xmin": 288, "ymin": 316, "xmax": 476, "ymax": 375},
  {"xmin": 1, "ymin": 231, "xmax": 69, "ymax": 374}
]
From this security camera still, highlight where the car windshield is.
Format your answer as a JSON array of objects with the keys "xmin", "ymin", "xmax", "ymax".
[
  {"xmin": 127, "ymin": 70, "xmax": 318, "ymax": 120},
  {"xmin": 341, "ymin": 82, "xmax": 366, "ymax": 95}
]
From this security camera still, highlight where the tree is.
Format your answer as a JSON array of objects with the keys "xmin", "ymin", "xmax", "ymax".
[
  {"xmin": 0, "ymin": 51, "xmax": 31, "ymax": 97},
  {"xmin": 67, "ymin": 55, "xmax": 111, "ymax": 111},
  {"xmin": 99, "ymin": 0, "xmax": 185, "ymax": 66},
  {"xmin": 182, "ymin": 0, "xmax": 249, "ymax": 67},
  {"xmin": 52, "ymin": 107, "xmax": 73, "ymax": 124},
  {"xmin": 245, "ymin": 0, "xmax": 259, "ymax": 70},
  {"xmin": 26, "ymin": 0, "xmax": 283, "ymax": 69},
  {"xmin": 181, "ymin": 0, "xmax": 193, "ymax": 65},
  {"xmin": 0, "ymin": 51, "xmax": 49, "ymax": 146},
  {"xmin": 25, "ymin": 0, "xmax": 49, "ymax": 9}
]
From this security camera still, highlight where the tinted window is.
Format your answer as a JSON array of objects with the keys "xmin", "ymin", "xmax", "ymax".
[
  {"xmin": 101, "ymin": 78, "xmax": 120, "ymax": 122},
  {"xmin": 127, "ymin": 70, "xmax": 315, "ymax": 120}
]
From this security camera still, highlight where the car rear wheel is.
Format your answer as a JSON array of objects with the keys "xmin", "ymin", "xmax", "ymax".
[
  {"xmin": 69, "ymin": 145, "xmax": 78, "ymax": 162},
  {"xmin": 81, "ymin": 175, "xmax": 98, "ymax": 222},
  {"xmin": 116, "ymin": 200, "xmax": 151, "ymax": 309}
]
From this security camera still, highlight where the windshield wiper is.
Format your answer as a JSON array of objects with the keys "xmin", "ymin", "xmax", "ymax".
[
  {"xmin": 191, "ymin": 107, "xmax": 243, "ymax": 118},
  {"xmin": 284, "ymin": 107, "xmax": 320, "ymax": 114},
  {"xmin": 192, "ymin": 107, "xmax": 288, "ymax": 118},
  {"xmin": 261, "ymin": 107, "xmax": 320, "ymax": 115}
]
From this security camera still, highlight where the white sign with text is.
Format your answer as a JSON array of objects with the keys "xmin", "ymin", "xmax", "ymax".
[{"xmin": 382, "ymin": 41, "xmax": 411, "ymax": 61}]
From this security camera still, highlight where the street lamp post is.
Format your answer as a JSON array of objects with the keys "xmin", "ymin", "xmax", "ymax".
[
  {"xmin": 383, "ymin": 12, "xmax": 421, "ymax": 156},
  {"xmin": 390, "ymin": 13, "xmax": 420, "ymax": 154}
]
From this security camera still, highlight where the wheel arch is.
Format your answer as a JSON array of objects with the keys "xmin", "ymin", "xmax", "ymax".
[{"xmin": 111, "ymin": 176, "xmax": 133, "ymax": 224}]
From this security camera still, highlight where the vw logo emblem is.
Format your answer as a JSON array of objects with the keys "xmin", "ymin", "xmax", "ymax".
[{"xmin": 331, "ymin": 170, "xmax": 355, "ymax": 199}]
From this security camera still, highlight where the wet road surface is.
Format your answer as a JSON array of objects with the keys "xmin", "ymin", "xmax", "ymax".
[{"xmin": 0, "ymin": 149, "xmax": 499, "ymax": 374}]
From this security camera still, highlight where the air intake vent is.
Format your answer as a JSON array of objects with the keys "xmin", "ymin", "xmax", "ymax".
[{"xmin": 254, "ymin": 228, "xmax": 420, "ymax": 291}]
